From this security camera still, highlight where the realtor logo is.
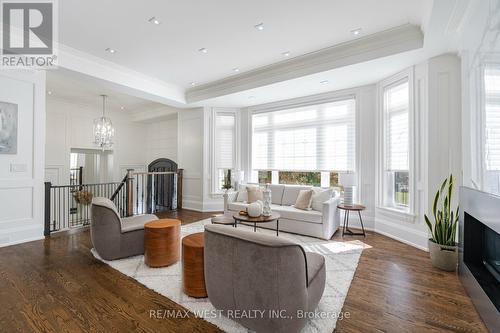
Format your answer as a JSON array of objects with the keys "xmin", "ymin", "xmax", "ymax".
[{"xmin": 1, "ymin": 0, "xmax": 58, "ymax": 67}]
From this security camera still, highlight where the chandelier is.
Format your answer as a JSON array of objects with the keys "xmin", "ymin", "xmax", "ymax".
[{"xmin": 93, "ymin": 95, "xmax": 115, "ymax": 150}]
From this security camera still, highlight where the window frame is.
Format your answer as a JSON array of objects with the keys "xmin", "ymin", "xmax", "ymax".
[
  {"xmin": 377, "ymin": 69, "xmax": 416, "ymax": 216},
  {"xmin": 210, "ymin": 108, "xmax": 239, "ymax": 195},
  {"xmin": 480, "ymin": 62, "xmax": 500, "ymax": 195},
  {"xmin": 248, "ymin": 90, "xmax": 360, "ymax": 193}
]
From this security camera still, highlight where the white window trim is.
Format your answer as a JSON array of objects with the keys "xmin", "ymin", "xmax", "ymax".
[
  {"xmin": 209, "ymin": 108, "xmax": 240, "ymax": 195},
  {"xmin": 479, "ymin": 61, "xmax": 500, "ymax": 193},
  {"xmin": 376, "ymin": 68, "xmax": 416, "ymax": 218},
  {"xmin": 247, "ymin": 88, "xmax": 361, "ymax": 195}
]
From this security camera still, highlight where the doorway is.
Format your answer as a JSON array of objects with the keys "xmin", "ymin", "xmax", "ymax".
[{"xmin": 70, "ymin": 148, "xmax": 111, "ymax": 185}]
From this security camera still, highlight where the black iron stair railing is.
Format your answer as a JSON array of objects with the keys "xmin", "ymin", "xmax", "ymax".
[{"xmin": 44, "ymin": 168, "xmax": 184, "ymax": 236}]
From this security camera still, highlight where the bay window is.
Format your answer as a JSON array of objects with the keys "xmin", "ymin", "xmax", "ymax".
[
  {"xmin": 251, "ymin": 98, "xmax": 356, "ymax": 187},
  {"xmin": 382, "ymin": 79, "xmax": 411, "ymax": 211},
  {"xmin": 483, "ymin": 65, "xmax": 500, "ymax": 195}
]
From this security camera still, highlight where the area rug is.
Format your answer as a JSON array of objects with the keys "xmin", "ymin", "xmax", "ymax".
[{"xmin": 91, "ymin": 219, "xmax": 364, "ymax": 333}]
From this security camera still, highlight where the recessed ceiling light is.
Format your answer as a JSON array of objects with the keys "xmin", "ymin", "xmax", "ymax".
[
  {"xmin": 233, "ymin": 67, "xmax": 240, "ymax": 72},
  {"xmin": 320, "ymin": 80, "xmax": 329, "ymax": 84},
  {"xmin": 248, "ymin": 96, "xmax": 255, "ymax": 99},
  {"xmin": 282, "ymin": 51, "xmax": 291, "ymax": 57},
  {"xmin": 254, "ymin": 23, "xmax": 264, "ymax": 31},
  {"xmin": 351, "ymin": 28, "xmax": 362, "ymax": 36},
  {"xmin": 120, "ymin": 106, "xmax": 125, "ymax": 110},
  {"xmin": 190, "ymin": 82, "xmax": 196, "ymax": 87},
  {"xmin": 198, "ymin": 47, "xmax": 208, "ymax": 54},
  {"xmin": 105, "ymin": 47, "xmax": 116, "ymax": 54},
  {"xmin": 148, "ymin": 17, "xmax": 161, "ymax": 25},
  {"xmin": 47, "ymin": 90, "xmax": 52, "ymax": 95}
]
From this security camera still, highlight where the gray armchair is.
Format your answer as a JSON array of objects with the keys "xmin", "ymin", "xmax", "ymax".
[
  {"xmin": 204, "ymin": 224, "xmax": 326, "ymax": 333},
  {"xmin": 90, "ymin": 197, "xmax": 158, "ymax": 260}
]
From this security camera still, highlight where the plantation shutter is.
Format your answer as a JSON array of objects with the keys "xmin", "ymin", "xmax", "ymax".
[
  {"xmin": 384, "ymin": 81, "xmax": 409, "ymax": 172},
  {"xmin": 252, "ymin": 98, "xmax": 356, "ymax": 172},
  {"xmin": 485, "ymin": 66, "xmax": 500, "ymax": 171},
  {"xmin": 215, "ymin": 113, "xmax": 235, "ymax": 169}
]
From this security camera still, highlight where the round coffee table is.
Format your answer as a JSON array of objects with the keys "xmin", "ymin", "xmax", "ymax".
[
  {"xmin": 232, "ymin": 212, "xmax": 281, "ymax": 236},
  {"xmin": 182, "ymin": 232, "xmax": 207, "ymax": 298},
  {"xmin": 337, "ymin": 204, "xmax": 366, "ymax": 237},
  {"xmin": 211, "ymin": 212, "xmax": 236, "ymax": 227},
  {"xmin": 144, "ymin": 219, "xmax": 181, "ymax": 267}
]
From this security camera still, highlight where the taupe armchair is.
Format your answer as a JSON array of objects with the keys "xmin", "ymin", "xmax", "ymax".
[
  {"xmin": 90, "ymin": 197, "xmax": 158, "ymax": 260},
  {"xmin": 204, "ymin": 224, "xmax": 326, "ymax": 333}
]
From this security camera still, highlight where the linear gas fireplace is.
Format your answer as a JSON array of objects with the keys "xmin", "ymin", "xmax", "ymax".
[{"xmin": 459, "ymin": 187, "xmax": 500, "ymax": 332}]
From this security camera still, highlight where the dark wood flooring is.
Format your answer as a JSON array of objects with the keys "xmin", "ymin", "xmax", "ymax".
[
  {"xmin": 0, "ymin": 209, "xmax": 488, "ymax": 333},
  {"xmin": 331, "ymin": 230, "xmax": 488, "ymax": 333}
]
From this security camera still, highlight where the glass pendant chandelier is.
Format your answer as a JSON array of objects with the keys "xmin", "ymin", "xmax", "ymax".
[{"xmin": 93, "ymin": 95, "xmax": 115, "ymax": 150}]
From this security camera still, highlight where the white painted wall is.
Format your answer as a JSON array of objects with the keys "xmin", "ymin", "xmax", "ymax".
[
  {"xmin": 0, "ymin": 70, "xmax": 46, "ymax": 247},
  {"xmin": 178, "ymin": 108, "xmax": 205, "ymax": 211},
  {"xmin": 146, "ymin": 116, "xmax": 178, "ymax": 163},
  {"xmin": 459, "ymin": 0, "xmax": 500, "ymax": 191},
  {"xmin": 45, "ymin": 98, "xmax": 150, "ymax": 185}
]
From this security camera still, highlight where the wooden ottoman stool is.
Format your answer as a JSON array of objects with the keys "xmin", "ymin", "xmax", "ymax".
[
  {"xmin": 182, "ymin": 232, "xmax": 207, "ymax": 298},
  {"xmin": 144, "ymin": 219, "xmax": 181, "ymax": 267}
]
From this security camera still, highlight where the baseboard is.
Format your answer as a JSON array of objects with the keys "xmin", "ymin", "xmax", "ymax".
[
  {"xmin": 339, "ymin": 213, "xmax": 375, "ymax": 230},
  {"xmin": 202, "ymin": 201, "xmax": 224, "ymax": 212},
  {"xmin": 0, "ymin": 235, "xmax": 44, "ymax": 248},
  {"xmin": 182, "ymin": 199, "xmax": 204, "ymax": 212},
  {"xmin": 0, "ymin": 224, "xmax": 44, "ymax": 248},
  {"xmin": 374, "ymin": 219, "xmax": 429, "ymax": 251}
]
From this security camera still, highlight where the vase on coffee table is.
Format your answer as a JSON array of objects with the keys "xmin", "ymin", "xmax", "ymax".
[{"xmin": 262, "ymin": 183, "xmax": 272, "ymax": 217}]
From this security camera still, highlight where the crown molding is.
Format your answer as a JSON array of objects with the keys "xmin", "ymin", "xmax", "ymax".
[
  {"xmin": 186, "ymin": 24, "xmax": 424, "ymax": 103},
  {"xmin": 131, "ymin": 105, "xmax": 179, "ymax": 123}
]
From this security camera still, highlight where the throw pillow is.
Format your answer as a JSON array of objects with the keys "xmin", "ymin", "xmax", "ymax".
[
  {"xmin": 293, "ymin": 189, "xmax": 314, "ymax": 210},
  {"xmin": 247, "ymin": 186, "xmax": 263, "ymax": 203},
  {"xmin": 311, "ymin": 188, "xmax": 333, "ymax": 211}
]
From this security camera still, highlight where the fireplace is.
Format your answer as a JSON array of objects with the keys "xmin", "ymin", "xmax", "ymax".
[{"xmin": 459, "ymin": 187, "xmax": 500, "ymax": 332}]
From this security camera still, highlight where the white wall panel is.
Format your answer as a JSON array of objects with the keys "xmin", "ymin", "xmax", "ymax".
[
  {"xmin": 0, "ymin": 187, "xmax": 33, "ymax": 222},
  {"xmin": 0, "ymin": 70, "xmax": 45, "ymax": 247},
  {"xmin": 178, "ymin": 108, "xmax": 204, "ymax": 210}
]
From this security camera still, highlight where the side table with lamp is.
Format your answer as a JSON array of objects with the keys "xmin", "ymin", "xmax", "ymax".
[{"xmin": 338, "ymin": 173, "xmax": 366, "ymax": 237}]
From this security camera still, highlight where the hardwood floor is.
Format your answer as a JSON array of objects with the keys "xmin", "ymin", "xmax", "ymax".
[
  {"xmin": 0, "ymin": 209, "xmax": 488, "ymax": 333},
  {"xmin": 331, "ymin": 230, "xmax": 488, "ymax": 333}
]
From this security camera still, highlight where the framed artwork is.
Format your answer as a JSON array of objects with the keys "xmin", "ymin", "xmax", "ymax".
[{"xmin": 0, "ymin": 101, "xmax": 18, "ymax": 154}]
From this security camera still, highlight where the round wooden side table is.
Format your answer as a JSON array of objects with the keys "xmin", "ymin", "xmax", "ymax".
[
  {"xmin": 144, "ymin": 219, "xmax": 181, "ymax": 267},
  {"xmin": 337, "ymin": 204, "xmax": 366, "ymax": 237},
  {"xmin": 182, "ymin": 232, "xmax": 207, "ymax": 298}
]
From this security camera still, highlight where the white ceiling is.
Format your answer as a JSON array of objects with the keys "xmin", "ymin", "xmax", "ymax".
[
  {"xmin": 59, "ymin": 0, "xmax": 432, "ymax": 86},
  {"xmin": 52, "ymin": 0, "xmax": 465, "ymax": 109},
  {"xmin": 46, "ymin": 69, "xmax": 165, "ymax": 113}
]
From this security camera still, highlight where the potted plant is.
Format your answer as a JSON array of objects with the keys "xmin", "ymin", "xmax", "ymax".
[
  {"xmin": 73, "ymin": 190, "xmax": 93, "ymax": 205},
  {"xmin": 424, "ymin": 174, "xmax": 459, "ymax": 271}
]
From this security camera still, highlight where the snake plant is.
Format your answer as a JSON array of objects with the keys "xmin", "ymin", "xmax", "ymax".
[{"xmin": 424, "ymin": 174, "xmax": 459, "ymax": 246}]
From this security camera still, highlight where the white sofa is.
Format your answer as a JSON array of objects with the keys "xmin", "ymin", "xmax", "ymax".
[{"xmin": 226, "ymin": 184, "xmax": 341, "ymax": 240}]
